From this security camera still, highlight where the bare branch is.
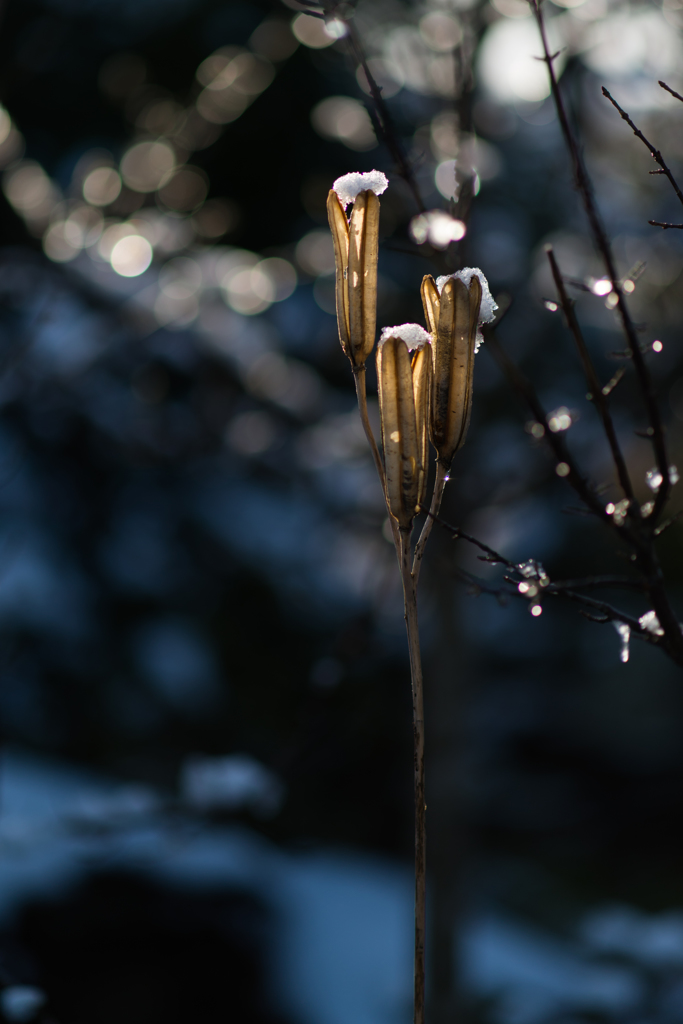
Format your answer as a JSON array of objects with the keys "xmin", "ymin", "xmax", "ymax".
[
  {"xmin": 601, "ymin": 87, "xmax": 683, "ymax": 211},
  {"xmin": 660, "ymin": 80, "xmax": 683, "ymax": 104},
  {"xmin": 545, "ymin": 246, "xmax": 635, "ymax": 506},
  {"xmin": 527, "ymin": 1, "xmax": 672, "ymax": 520}
]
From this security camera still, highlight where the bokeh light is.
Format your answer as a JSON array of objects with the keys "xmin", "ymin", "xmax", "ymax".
[
  {"xmin": 409, "ymin": 211, "xmax": 466, "ymax": 249},
  {"xmin": 295, "ymin": 231, "xmax": 335, "ymax": 276},
  {"xmin": 291, "ymin": 13, "xmax": 337, "ymax": 49},
  {"xmin": 110, "ymin": 234, "xmax": 153, "ymax": 277},
  {"xmin": 418, "ymin": 12, "xmax": 462, "ymax": 52},
  {"xmin": 196, "ymin": 50, "xmax": 275, "ymax": 125},
  {"xmin": 43, "ymin": 220, "xmax": 83, "ymax": 263},
  {"xmin": 477, "ymin": 17, "xmax": 566, "ymax": 102},
  {"xmin": 120, "ymin": 141, "xmax": 176, "ymax": 193},
  {"xmin": 83, "ymin": 167, "xmax": 122, "ymax": 207},
  {"xmin": 257, "ymin": 258, "xmax": 297, "ymax": 301},
  {"xmin": 310, "ymin": 97, "xmax": 376, "ymax": 151},
  {"xmin": 248, "ymin": 19, "xmax": 299, "ymax": 62},
  {"xmin": 3, "ymin": 162, "xmax": 58, "ymax": 223}
]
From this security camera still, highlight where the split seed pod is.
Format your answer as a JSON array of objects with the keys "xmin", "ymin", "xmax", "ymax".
[
  {"xmin": 377, "ymin": 333, "xmax": 432, "ymax": 529},
  {"xmin": 327, "ymin": 188, "xmax": 380, "ymax": 369},
  {"xmin": 421, "ymin": 273, "xmax": 482, "ymax": 469}
]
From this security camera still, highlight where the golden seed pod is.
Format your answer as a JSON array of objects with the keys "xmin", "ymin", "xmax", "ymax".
[
  {"xmin": 411, "ymin": 344, "xmax": 433, "ymax": 511},
  {"xmin": 421, "ymin": 273, "xmax": 482, "ymax": 469},
  {"xmin": 377, "ymin": 335, "xmax": 431, "ymax": 529},
  {"xmin": 327, "ymin": 188, "xmax": 380, "ymax": 369}
]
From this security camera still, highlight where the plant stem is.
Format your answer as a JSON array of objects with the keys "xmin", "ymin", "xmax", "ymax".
[
  {"xmin": 400, "ymin": 527, "xmax": 426, "ymax": 1024},
  {"xmin": 353, "ymin": 365, "xmax": 384, "ymax": 482},
  {"xmin": 413, "ymin": 461, "xmax": 448, "ymax": 583},
  {"xmin": 353, "ymin": 365, "xmax": 401, "ymax": 550}
]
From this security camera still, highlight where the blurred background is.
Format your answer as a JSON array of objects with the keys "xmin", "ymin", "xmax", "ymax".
[{"xmin": 0, "ymin": 0, "xmax": 681, "ymax": 1021}]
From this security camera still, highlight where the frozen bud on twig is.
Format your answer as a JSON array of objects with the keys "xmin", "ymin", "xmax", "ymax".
[
  {"xmin": 327, "ymin": 171, "xmax": 388, "ymax": 368},
  {"xmin": 421, "ymin": 270, "xmax": 485, "ymax": 469},
  {"xmin": 377, "ymin": 329, "xmax": 432, "ymax": 529}
]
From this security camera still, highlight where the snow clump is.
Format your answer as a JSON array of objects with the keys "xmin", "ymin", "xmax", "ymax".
[
  {"xmin": 333, "ymin": 170, "xmax": 389, "ymax": 208},
  {"xmin": 379, "ymin": 324, "xmax": 431, "ymax": 350},
  {"xmin": 436, "ymin": 267, "xmax": 498, "ymax": 324}
]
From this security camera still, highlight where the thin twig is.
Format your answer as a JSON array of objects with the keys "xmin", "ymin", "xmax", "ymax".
[
  {"xmin": 345, "ymin": 23, "xmax": 426, "ymax": 213},
  {"xmin": 601, "ymin": 87, "xmax": 683, "ymax": 211},
  {"xmin": 428, "ymin": 510, "xmax": 663, "ymax": 647},
  {"xmin": 545, "ymin": 246, "xmax": 635, "ymax": 505},
  {"xmin": 660, "ymin": 80, "xmax": 683, "ymax": 104},
  {"xmin": 529, "ymin": 0, "xmax": 683, "ymax": 663},
  {"xmin": 649, "ymin": 220, "xmax": 683, "ymax": 230},
  {"xmin": 528, "ymin": 1, "xmax": 672, "ymax": 521}
]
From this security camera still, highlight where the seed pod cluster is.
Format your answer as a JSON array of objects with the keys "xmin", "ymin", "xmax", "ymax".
[{"xmin": 327, "ymin": 170, "xmax": 493, "ymax": 530}]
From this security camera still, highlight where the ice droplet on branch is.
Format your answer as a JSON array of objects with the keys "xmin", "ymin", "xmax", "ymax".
[
  {"xmin": 613, "ymin": 622, "xmax": 631, "ymax": 663},
  {"xmin": 645, "ymin": 465, "xmax": 679, "ymax": 492}
]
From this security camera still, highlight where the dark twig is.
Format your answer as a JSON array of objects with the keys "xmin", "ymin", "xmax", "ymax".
[
  {"xmin": 528, "ymin": 0, "xmax": 683, "ymax": 664},
  {"xmin": 528, "ymin": 1, "xmax": 672, "ymax": 522},
  {"xmin": 601, "ymin": 87, "xmax": 683, "ymax": 211},
  {"xmin": 344, "ymin": 23, "xmax": 426, "ymax": 213},
  {"xmin": 419, "ymin": 508, "xmax": 518, "ymax": 571},
  {"xmin": 427, "ymin": 509, "xmax": 662, "ymax": 647},
  {"xmin": 545, "ymin": 246, "xmax": 635, "ymax": 506},
  {"xmin": 486, "ymin": 327, "xmax": 683, "ymax": 663},
  {"xmin": 660, "ymin": 80, "xmax": 683, "ymax": 104},
  {"xmin": 649, "ymin": 220, "xmax": 683, "ymax": 230}
]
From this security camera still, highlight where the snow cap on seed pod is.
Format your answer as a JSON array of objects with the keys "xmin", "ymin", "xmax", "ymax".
[
  {"xmin": 326, "ymin": 171, "xmax": 388, "ymax": 369},
  {"xmin": 377, "ymin": 326, "xmax": 433, "ymax": 529},
  {"xmin": 421, "ymin": 268, "xmax": 493, "ymax": 469}
]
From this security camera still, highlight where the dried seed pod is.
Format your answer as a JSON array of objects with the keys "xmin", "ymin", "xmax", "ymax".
[
  {"xmin": 377, "ymin": 332, "xmax": 431, "ymax": 529},
  {"xmin": 420, "ymin": 275, "xmax": 440, "ymax": 337},
  {"xmin": 422, "ymin": 273, "xmax": 482, "ymax": 469},
  {"xmin": 327, "ymin": 189, "xmax": 351, "ymax": 359},
  {"xmin": 327, "ymin": 188, "xmax": 380, "ymax": 368},
  {"xmin": 411, "ymin": 344, "xmax": 432, "ymax": 510}
]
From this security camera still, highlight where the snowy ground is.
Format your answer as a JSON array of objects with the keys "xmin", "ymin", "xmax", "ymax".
[{"xmin": 0, "ymin": 749, "xmax": 677, "ymax": 1024}]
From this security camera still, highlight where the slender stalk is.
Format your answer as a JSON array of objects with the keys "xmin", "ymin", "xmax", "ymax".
[
  {"xmin": 353, "ymin": 365, "xmax": 385, "ymax": 484},
  {"xmin": 353, "ymin": 365, "xmax": 401, "ymax": 551},
  {"xmin": 400, "ymin": 527, "xmax": 426, "ymax": 1024},
  {"xmin": 413, "ymin": 461, "xmax": 448, "ymax": 583}
]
